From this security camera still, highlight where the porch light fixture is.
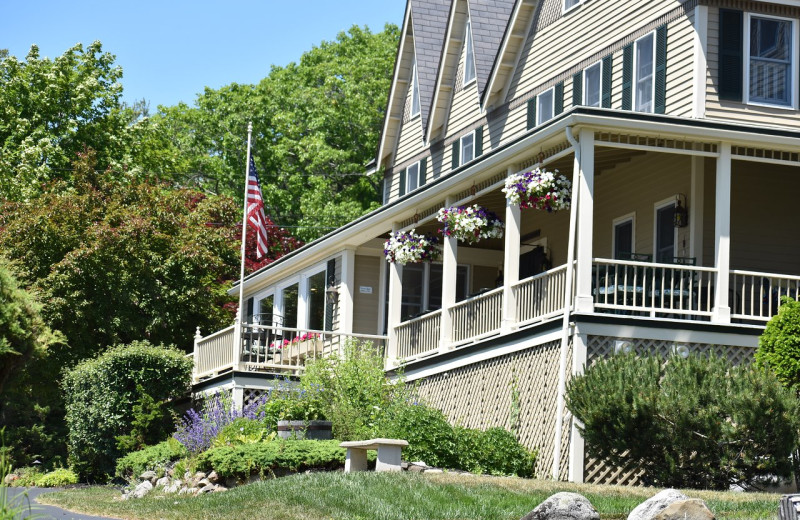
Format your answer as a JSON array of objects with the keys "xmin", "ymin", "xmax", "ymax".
[
  {"xmin": 673, "ymin": 194, "xmax": 688, "ymax": 228},
  {"xmin": 672, "ymin": 343, "xmax": 690, "ymax": 358},
  {"xmin": 325, "ymin": 283, "xmax": 339, "ymax": 304},
  {"xmin": 614, "ymin": 340, "xmax": 634, "ymax": 355}
]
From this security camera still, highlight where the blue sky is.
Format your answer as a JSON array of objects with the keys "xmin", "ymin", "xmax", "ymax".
[{"xmin": 1, "ymin": 1, "xmax": 404, "ymax": 109}]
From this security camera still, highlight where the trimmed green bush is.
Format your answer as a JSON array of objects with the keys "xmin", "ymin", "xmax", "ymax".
[
  {"xmin": 63, "ymin": 341, "xmax": 193, "ymax": 481},
  {"xmin": 757, "ymin": 296, "xmax": 800, "ymax": 394},
  {"xmin": 34, "ymin": 468, "xmax": 78, "ymax": 487},
  {"xmin": 115, "ymin": 438, "xmax": 187, "ymax": 479},
  {"xmin": 212, "ymin": 418, "xmax": 274, "ymax": 448},
  {"xmin": 567, "ymin": 352, "xmax": 800, "ymax": 490},
  {"xmin": 196, "ymin": 440, "xmax": 347, "ymax": 480},
  {"xmin": 455, "ymin": 427, "xmax": 536, "ymax": 477},
  {"xmin": 375, "ymin": 402, "xmax": 458, "ymax": 469}
]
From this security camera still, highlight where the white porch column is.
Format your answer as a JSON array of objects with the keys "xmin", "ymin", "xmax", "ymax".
[
  {"xmin": 233, "ymin": 309, "xmax": 243, "ymax": 372},
  {"xmin": 713, "ymin": 143, "xmax": 732, "ymax": 323},
  {"xmin": 690, "ymin": 156, "xmax": 705, "ymax": 264},
  {"xmin": 568, "ymin": 331, "xmax": 588, "ymax": 483},
  {"xmin": 297, "ymin": 274, "xmax": 309, "ymax": 329},
  {"xmin": 386, "ymin": 223, "xmax": 404, "ymax": 367},
  {"xmin": 440, "ymin": 196, "xmax": 458, "ymax": 352},
  {"xmin": 231, "ymin": 385, "xmax": 244, "ymax": 412},
  {"xmin": 502, "ymin": 166, "xmax": 521, "ymax": 333},
  {"xmin": 574, "ymin": 128, "xmax": 595, "ymax": 313},
  {"xmin": 339, "ymin": 248, "xmax": 356, "ymax": 334}
]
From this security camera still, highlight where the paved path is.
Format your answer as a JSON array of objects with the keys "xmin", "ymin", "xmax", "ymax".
[{"xmin": 5, "ymin": 487, "xmax": 120, "ymax": 520}]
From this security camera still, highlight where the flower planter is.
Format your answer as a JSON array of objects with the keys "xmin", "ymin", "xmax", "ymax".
[{"xmin": 277, "ymin": 420, "xmax": 333, "ymax": 440}]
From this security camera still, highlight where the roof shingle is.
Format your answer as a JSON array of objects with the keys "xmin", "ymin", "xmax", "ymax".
[{"xmin": 410, "ymin": 0, "xmax": 451, "ymax": 137}]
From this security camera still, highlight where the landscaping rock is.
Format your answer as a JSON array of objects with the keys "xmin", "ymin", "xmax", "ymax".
[
  {"xmin": 628, "ymin": 489, "xmax": 689, "ymax": 520},
  {"xmin": 425, "ymin": 468, "xmax": 443, "ymax": 474},
  {"xmin": 213, "ymin": 484, "xmax": 228, "ymax": 492},
  {"xmin": 131, "ymin": 480, "xmax": 153, "ymax": 499},
  {"xmin": 155, "ymin": 476, "xmax": 170, "ymax": 488},
  {"xmin": 208, "ymin": 470, "xmax": 219, "ymax": 483},
  {"xmin": 139, "ymin": 470, "xmax": 157, "ymax": 482},
  {"xmin": 164, "ymin": 482, "xmax": 181, "ymax": 494},
  {"xmin": 183, "ymin": 471, "xmax": 192, "ymax": 481},
  {"xmin": 653, "ymin": 499, "xmax": 714, "ymax": 520},
  {"xmin": 407, "ymin": 463, "xmax": 426, "ymax": 473},
  {"xmin": 198, "ymin": 478, "xmax": 211, "ymax": 487},
  {"xmin": 178, "ymin": 486, "xmax": 191, "ymax": 495},
  {"xmin": 193, "ymin": 471, "xmax": 206, "ymax": 481},
  {"xmin": 520, "ymin": 492, "xmax": 599, "ymax": 520},
  {"xmin": 3, "ymin": 473, "xmax": 19, "ymax": 485}
]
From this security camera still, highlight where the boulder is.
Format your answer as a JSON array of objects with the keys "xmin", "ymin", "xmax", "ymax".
[
  {"xmin": 628, "ymin": 489, "xmax": 689, "ymax": 520},
  {"xmin": 653, "ymin": 499, "xmax": 714, "ymax": 520},
  {"xmin": 3, "ymin": 473, "xmax": 19, "ymax": 485},
  {"xmin": 207, "ymin": 470, "xmax": 219, "ymax": 483},
  {"xmin": 155, "ymin": 476, "xmax": 170, "ymax": 488},
  {"xmin": 139, "ymin": 470, "xmax": 157, "ymax": 483},
  {"xmin": 520, "ymin": 492, "xmax": 599, "ymax": 520},
  {"xmin": 131, "ymin": 480, "xmax": 153, "ymax": 499}
]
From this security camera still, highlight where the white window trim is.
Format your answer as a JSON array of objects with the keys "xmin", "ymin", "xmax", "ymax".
[
  {"xmin": 563, "ymin": 0, "xmax": 585, "ymax": 14},
  {"xmin": 583, "ymin": 60, "xmax": 603, "ymax": 107},
  {"xmin": 253, "ymin": 289, "xmax": 276, "ymax": 325},
  {"xmin": 463, "ymin": 17, "xmax": 477, "ymax": 87},
  {"xmin": 460, "ymin": 131, "xmax": 475, "ymax": 166},
  {"xmin": 410, "ymin": 59, "xmax": 421, "ymax": 117},
  {"xmin": 653, "ymin": 197, "xmax": 678, "ymax": 262},
  {"xmin": 633, "ymin": 31, "xmax": 657, "ymax": 113},
  {"xmin": 611, "ymin": 213, "xmax": 636, "ymax": 259},
  {"xmin": 271, "ymin": 259, "xmax": 331, "ymax": 330},
  {"xmin": 743, "ymin": 12, "xmax": 798, "ymax": 110},
  {"xmin": 406, "ymin": 161, "xmax": 420, "ymax": 192},
  {"xmin": 537, "ymin": 87, "xmax": 555, "ymax": 125}
]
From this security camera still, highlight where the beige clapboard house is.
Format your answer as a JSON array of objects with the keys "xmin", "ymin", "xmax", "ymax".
[{"xmin": 191, "ymin": 0, "xmax": 800, "ymax": 483}]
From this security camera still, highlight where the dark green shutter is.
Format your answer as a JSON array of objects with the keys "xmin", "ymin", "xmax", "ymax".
[
  {"xmin": 719, "ymin": 9, "xmax": 743, "ymax": 101},
  {"xmin": 451, "ymin": 141, "xmax": 460, "ymax": 169},
  {"xmin": 654, "ymin": 24, "xmax": 667, "ymax": 114},
  {"xmin": 572, "ymin": 72, "xmax": 583, "ymax": 107},
  {"xmin": 526, "ymin": 96, "xmax": 537, "ymax": 130},
  {"xmin": 474, "ymin": 127, "xmax": 483, "ymax": 157},
  {"xmin": 622, "ymin": 43, "xmax": 633, "ymax": 110},
  {"xmin": 554, "ymin": 82, "xmax": 564, "ymax": 115},
  {"xmin": 601, "ymin": 55, "xmax": 613, "ymax": 108},
  {"xmin": 419, "ymin": 158, "xmax": 427, "ymax": 186},
  {"xmin": 324, "ymin": 258, "xmax": 336, "ymax": 331},
  {"xmin": 398, "ymin": 168, "xmax": 406, "ymax": 196},
  {"xmin": 245, "ymin": 297, "xmax": 254, "ymax": 324}
]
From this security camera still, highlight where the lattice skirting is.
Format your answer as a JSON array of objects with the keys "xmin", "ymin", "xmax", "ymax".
[
  {"xmin": 583, "ymin": 334, "xmax": 756, "ymax": 486},
  {"xmin": 416, "ymin": 339, "xmax": 573, "ymax": 480},
  {"xmin": 243, "ymin": 388, "xmax": 267, "ymax": 408}
]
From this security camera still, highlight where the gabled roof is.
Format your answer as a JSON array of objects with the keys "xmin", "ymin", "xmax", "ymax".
[
  {"xmin": 410, "ymin": 0, "xmax": 451, "ymax": 136},
  {"xmin": 469, "ymin": 0, "xmax": 516, "ymax": 98}
]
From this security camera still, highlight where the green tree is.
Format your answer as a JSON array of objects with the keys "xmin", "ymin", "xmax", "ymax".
[{"xmin": 156, "ymin": 25, "xmax": 399, "ymax": 240}]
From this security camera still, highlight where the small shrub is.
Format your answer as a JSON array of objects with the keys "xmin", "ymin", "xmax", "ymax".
[
  {"xmin": 259, "ymin": 379, "xmax": 327, "ymax": 431},
  {"xmin": 115, "ymin": 438, "xmax": 187, "ymax": 479},
  {"xmin": 34, "ymin": 468, "xmax": 78, "ymax": 487},
  {"xmin": 62, "ymin": 341, "xmax": 192, "ymax": 481},
  {"xmin": 567, "ymin": 352, "xmax": 800, "ymax": 489},
  {"xmin": 5, "ymin": 466, "xmax": 43, "ymax": 487},
  {"xmin": 212, "ymin": 418, "xmax": 274, "ymax": 448},
  {"xmin": 375, "ymin": 402, "xmax": 458, "ymax": 469},
  {"xmin": 196, "ymin": 440, "xmax": 346, "ymax": 480},
  {"xmin": 757, "ymin": 296, "xmax": 800, "ymax": 394},
  {"xmin": 455, "ymin": 427, "xmax": 536, "ymax": 477},
  {"xmin": 115, "ymin": 385, "xmax": 175, "ymax": 453},
  {"xmin": 173, "ymin": 392, "xmax": 267, "ymax": 454}
]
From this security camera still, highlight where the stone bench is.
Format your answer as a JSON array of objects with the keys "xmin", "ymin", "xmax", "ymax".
[{"xmin": 339, "ymin": 438, "xmax": 409, "ymax": 473}]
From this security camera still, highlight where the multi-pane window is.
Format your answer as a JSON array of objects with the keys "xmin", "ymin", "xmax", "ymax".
[
  {"xmin": 410, "ymin": 60, "xmax": 420, "ymax": 116},
  {"xmin": 634, "ymin": 33, "xmax": 655, "ymax": 113},
  {"xmin": 307, "ymin": 270, "xmax": 326, "ymax": 331},
  {"xmin": 584, "ymin": 61, "xmax": 602, "ymax": 107},
  {"xmin": 406, "ymin": 162, "xmax": 420, "ymax": 192},
  {"xmin": 537, "ymin": 88, "xmax": 554, "ymax": 124},
  {"xmin": 748, "ymin": 15, "xmax": 793, "ymax": 107},
  {"xmin": 464, "ymin": 18, "xmax": 476, "ymax": 85},
  {"xmin": 460, "ymin": 133, "xmax": 474, "ymax": 164}
]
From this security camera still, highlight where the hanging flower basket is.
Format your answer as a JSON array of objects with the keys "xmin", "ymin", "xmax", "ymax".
[
  {"xmin": 502, "ymin": 168, "xmax": 572, "ymax": 212},
  {"xmin": 436, "ymin": 204, "xmax": 504, "ymax": 244},
  {"xmin": 384, "ymin": 229, "xmax": 441, "ymax": 265}
]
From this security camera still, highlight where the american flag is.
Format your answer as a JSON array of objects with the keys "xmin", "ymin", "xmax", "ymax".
[{"xmin": 246, "ymin": 156, "xmax": 269, "ymax": 259}]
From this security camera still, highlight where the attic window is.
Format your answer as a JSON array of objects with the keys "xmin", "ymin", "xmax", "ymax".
[
  {"xmin": 411, "ymin": 60, "xmax": 421, "ymax": 117},
  {"xmin": 464, "ymin": 18, "xmax": 476, "ymax": 85},
  {"xmin": 564, "ymin": 0, "xmax": 584, "ymax": 13}
]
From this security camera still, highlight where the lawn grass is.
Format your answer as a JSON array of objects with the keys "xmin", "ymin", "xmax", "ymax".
[{"xmin": 39, "ymin": 471, "xmax": 781, "ymax": 520}]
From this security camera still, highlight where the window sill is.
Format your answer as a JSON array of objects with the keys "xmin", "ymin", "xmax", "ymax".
[{"xmin": 744, "ymin": 99, "xmax": 796, "ymax": 112}]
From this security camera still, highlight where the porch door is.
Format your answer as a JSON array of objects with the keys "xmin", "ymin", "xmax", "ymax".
[
  {"xmin": 655, "ymin": 203, "xmax": 675, "ymax": 263},
  {"xmin": 614, "ymin": 220, "xmax": 633, "ymax": 259}
]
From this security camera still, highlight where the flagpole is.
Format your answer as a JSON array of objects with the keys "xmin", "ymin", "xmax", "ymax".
[{"xmin": 237, "ymin": 122, "xmax": 253, "ymax": 325}]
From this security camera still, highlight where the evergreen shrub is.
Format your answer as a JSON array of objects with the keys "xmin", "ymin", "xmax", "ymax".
[
  {"xmin": 757, "ymin": 296, "xmax": 800, "ymax": 394},
  {"xmin": 62, "ymin": 341, "xmax": 192, "ymax": 481},
  {"xmin": 454, "ymin": 427, "xmax": 536, "ymax": 477},
  {"xmin": 115, "ymin": 438, "xmax": 187, "ymax": 479},
  {"xmin": 34, "ymin": 468, "xmax": 78, "ymax": 487},
  {"xmin": 566, "ymin": 352, "xmax": 799, "ymax": 489}
]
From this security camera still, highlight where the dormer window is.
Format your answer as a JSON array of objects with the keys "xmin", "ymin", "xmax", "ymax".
[
  {"xmin": 584, "ymin": 61, "xmax": 602, "ymax": 107},
  {"xmin": 634, "ymin": 32, "xmax": 655, "ymax": 113},
  {"xmin": 464, "ymin": 18, "xmax": 476, "ymax": 85},
  {"xmin": 460, "ymin": 133, "xmax": 474, "ymax": 164},
  {"xmin": 537, "ymin": 87, "xmax": 555, "ymax": 125},
  {"xmin": 410, "ymin": 60, "xmax": 421, "ymax": 117},
  {"xmin": 564, "ymin": 0, "xmax": 585, "ymax": 13}
]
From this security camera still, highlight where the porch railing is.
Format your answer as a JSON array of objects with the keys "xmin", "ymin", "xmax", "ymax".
[
  {"xmin": 593, "ymin": 258, "xmax": 716, "ymax": 318},
  {"xmin": 240, "ymin": 324, "xmax": 387, "ymax": 372},
  {"xmin": 513, "ymin": 264, "xmax": 569, "ymax": 327},
  {"xmin": 194, "ymin": 325, "xmax": 236, "ymax": 380},
  {"xmin": 450, "ymin": 287, "xmax": 504, "ymax": 344},
  {"xmin": 730, "ymin": 270, "xmax": 800, "ymax": 322},
  {"xmin": 395, "ymin": 310, "xmax": 441, "ymax": 359}
]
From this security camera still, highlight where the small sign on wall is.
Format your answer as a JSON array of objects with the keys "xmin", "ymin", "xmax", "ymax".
[{"xmin": 359, "ymin": 286, "xmax": 373, "ymax": 294}]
